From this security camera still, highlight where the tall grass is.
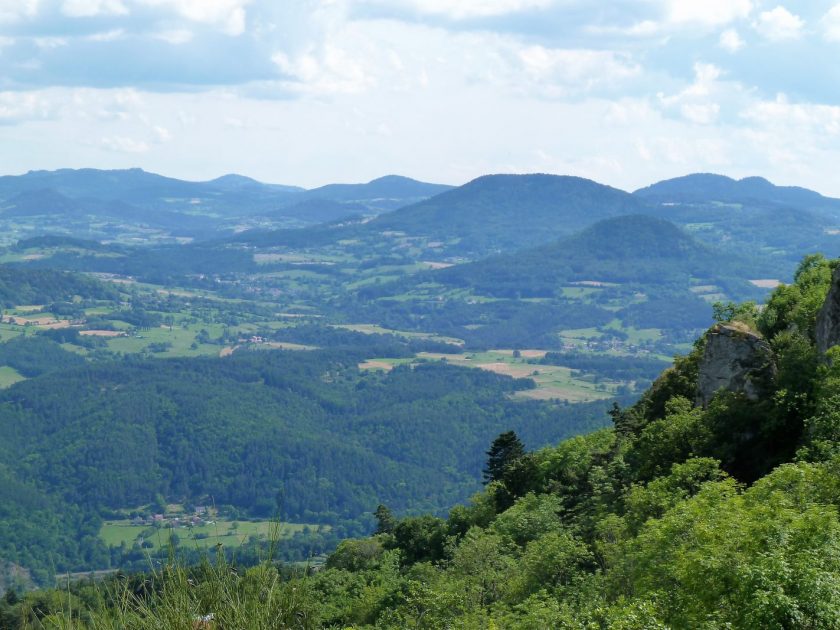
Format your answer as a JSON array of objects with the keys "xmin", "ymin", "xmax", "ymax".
[{"xmin": 31, "ymin": 524, "xmax": 321, "ymax": 629}]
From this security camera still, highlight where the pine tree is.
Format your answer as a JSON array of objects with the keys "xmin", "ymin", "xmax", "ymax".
[
  {"xmin": 374, "ymin": 504, "xmax": 396, "ymax": 535},
  {"xmin": 483, "ymin": 431, "xmax": 525, "ymax": 485}
]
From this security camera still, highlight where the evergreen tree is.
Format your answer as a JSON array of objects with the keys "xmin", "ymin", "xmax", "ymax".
[
  {"xmin": 483, "ymin": 431, "xmax": 525, "ymax": 485},
  {"xmin": 374, "ymin": 504, "xmax": 396, "ymax": 535}
]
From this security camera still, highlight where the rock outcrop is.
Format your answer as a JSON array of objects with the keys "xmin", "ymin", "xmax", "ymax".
[
  {"xmin": 696, "ymin": 323, "xmax": 777, "ymax": 407},
  {"xmin": 816, "ymin": 266, "xmax": 840, "ymax": 355}
]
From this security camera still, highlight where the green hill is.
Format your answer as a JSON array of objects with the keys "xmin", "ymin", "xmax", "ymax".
[
  {"xmin": 9, "ymin": 254, "xmax": 840, "ymax": 629},
  {"xmin": 635, "ymin": 172, "xmax": 840, "ymax": 213},
  {"xmin": 368, "ymin": 173, "xmax": 647, "ymax": 258},
  {"xmin": 636, "ymin": 174, "xmax": 840, "ymax": 276},
  {"xmin": 0, "ymin": 264, "xmax": 117, "ymax": 308},
  {"xmin": 437, "ymin": 214, "xmax": 755, "ymax": 297},
  {"xmin": 0, "ymin": 347, "xmax": 613, "ymax": 584},
  {"xmin": 344, "ymin": 216, "xmax": 764, "ymax": 348}
]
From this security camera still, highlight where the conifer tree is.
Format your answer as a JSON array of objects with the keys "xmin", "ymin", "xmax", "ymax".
[{"xmin": 483, "ymin": 431, "xmax": 525, "ymax": 485}]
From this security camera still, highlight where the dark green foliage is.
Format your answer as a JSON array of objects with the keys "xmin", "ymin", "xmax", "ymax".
[
  {"xmin": 0, "ymin": 349, "xmax": 610, "ymax": 583},
  {"xmin": 374, "ymin": 505, "xmax": 396, "ymax": 535},
  {"xmin": 436, "ymin": 215, "xmax": 759, "ymax": 297},
  {"xmin": 0, "ymin": 265, "xmax": 117, "ymax": 308},
  {"xmin": 0, "ymin": 336, "xmax": 85, "ymax": 377},
  {"xmin": 482, "ymin": 431, "xmax": 525, "ymax": 485},
  {"xmin": 391, "ymin": 515, "xmax": 448, "ymax": 565},
  {"xmin": 10, "ymin": 254, "xmax": 840, "ymax": 628},
  {"xmin": 540, "ymin": 352, "xmax": 670, "ymax": 383},
  {"xmin": 758, "ymin": 254, "xmax": 838, "ymax": 341},
  {"xmin": 370, "ymin": 174, "xmax": 647, "ymax": 258}
]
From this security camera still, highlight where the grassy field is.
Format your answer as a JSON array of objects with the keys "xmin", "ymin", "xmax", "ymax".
[
  {"xmin": 100, "ymin": 518, "xmax": 323, "ymax": 551},
  {"xmin": 0, "ymin": 366, "xmax": 25, "ymax": 388},
  {"xmin": 360, "ymin": 350, "xmax": 618, "ymax": 403},
  {"xmin": 334, "ymin": 323, "xmax": 464, "ymax": 346}
]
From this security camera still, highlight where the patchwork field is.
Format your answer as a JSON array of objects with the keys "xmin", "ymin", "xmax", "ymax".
[
  {"xmin": 334, "ymin": 323, "xmax": 464, "ymax": 346},
  {"xmin": 360, "ymin": 349, "xmax": 620, "ymax": 403},
  {"xmin": 99, "ymin": 518, "xmax": 324, "ymax": 552}
]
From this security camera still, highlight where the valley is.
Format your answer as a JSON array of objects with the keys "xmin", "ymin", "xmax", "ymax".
[{"xmin": 0, "ymin": 168, "xmax": 836, "ymax": 595}]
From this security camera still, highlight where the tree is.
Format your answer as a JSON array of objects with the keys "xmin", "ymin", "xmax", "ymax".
[
  {"xmin": 483, "ymin": 431, "xmax": 525, "ymax": 485},
  {"xmin": 375, "ymin": 504, "xmax": 396, "ymax": 535}
]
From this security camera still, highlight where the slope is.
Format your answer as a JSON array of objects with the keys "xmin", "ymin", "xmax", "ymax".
[
  {"xmin": 367, "ymin": 174, "xmax": 648, "ymax": 258},
  {"xmin": 300, "ymin": 175, "xmax": 454, "ymax": 212},
  {"xmin": 635, "ymin": 172, "xmax": 840, "ymax": 213},
  {"xmin": 437, "ymin": 215, "xmax": 757, "ymax": 297}
]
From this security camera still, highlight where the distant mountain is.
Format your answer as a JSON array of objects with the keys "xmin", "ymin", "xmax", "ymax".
[
  {"xmin": 367, "ymin": 174, "xmax": 648, "ymax": 258},
  {"xmin": 267, "ymin": 198, "xmax": 369, "ymax": 223},
  {"xmin": 0, "ymin": 188, "xmax": 221, "ymax": 235},
  {"xmin": 0, "ymin": 168, "xmax": 302, "ymax": 217},
  {"xmin": 436, "ymin": 215, "xmax": 758, "ymax": 298},
  {"xmin": 299, "ymin": 175, "xmax": 454, "ymax": 213},
  {"xmin": 636, "ymin": 174, "xmax": 840, "ymax": 277},
  {"xmin": 635, "ymin": 173, "xmax": 840, "ymax": 214},
  {"xmin": 205, "ymin": 174, "xmax": 303, "ymax": 194},
  {"xmin": 0, "ymin": 170, "xmax": 451, "ymax": 229}
]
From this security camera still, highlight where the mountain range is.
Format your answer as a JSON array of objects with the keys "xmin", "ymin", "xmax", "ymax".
[{"xmin": 0, "ymin": 169, "xmax": 452, "ymax": 239}]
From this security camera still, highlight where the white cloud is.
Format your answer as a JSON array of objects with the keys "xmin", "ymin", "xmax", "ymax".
[
  {"xmin": 587, "ymin": 20, "xmax": 661, "ymax": 37},
  {"xmin": 100, "ymin": 135, "xmax": 150, "ymax": 153},
  {"xmin": 719, "ymin": 28, "xmax": 745, "ymax": 52},
  {"xmin": 665, "ymin": 0, "xmax": 752, "ymax": 26},
  {"xmin": 517, "ymin": 46, "xmax": 641, "ymax": 95},
  {"xmin": 86, "ymin": 29, "xmax": 126, "ymax": 42},
  {"xmin": 62, "ymin": 0, "xmax": 128, "ymax": 17},
  {"xmin": 0, "ymin": 0, "xmax": 39, "ymax": 23},
  {"xmin": 659, "ymin": 62, "xmax": 728, "ymax": 125},
  {"xmin": 153, "ymin": 29, "xmax": 194, "ymax": 44},
  {"xmin": 153, "ymin": 125, "xmax": 171, "ymax": 142},
  {"xmin": 753, "ymin": 6, "xmax": 804, "ymax": 41},
  {"xmin": 742, "ymin": 94, "xmax": 840, "ymax": 136},
  {"xmin": 370, "ymin": 0, "xmax": 553, "ymax": 20},
  {"xmin": 0, "ymin": 90, "xmax": 58, "ymax": 124},
  {"xmin": 822, "ymin": 4, "xmax": 840, "ymax": 42},
  {"xmin": 35, "ymin": 37, "xmax": 69, "ymax": 49},
  {"xmin": 137, "ymin": 0, "xmax": 250, "ymax": 36},
  {"xmin": 272, "ymin": 44, "xmax": 375, "ymax": 95}
]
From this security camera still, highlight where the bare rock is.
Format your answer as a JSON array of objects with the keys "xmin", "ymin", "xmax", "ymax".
[
  {"xmin": 696, "ymin": 322, "xmax": 776, "ymax": 407},
  {"xmin": 816, "ymin": 266, "xmax": 840, "ymax": 355}
]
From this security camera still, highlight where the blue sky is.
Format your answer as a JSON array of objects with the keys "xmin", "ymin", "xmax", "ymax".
[{"xmin": 1, "ymin": 0, "xmax": 839, "ymax": 193}]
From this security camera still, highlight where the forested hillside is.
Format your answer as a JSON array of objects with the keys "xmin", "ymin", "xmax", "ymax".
[
  {"xmin": 0, "ymin": 347, "xmax": 615, "ymax": 585},
  {"xmin": 434, "ymin": 214, "xmax": 759, "ymax": 296},
  {"xmin": 0, "ymin": 266, "xmax": 118, "ymax": 308},
  {"xmin": 7, "ymin": 254, "xmax": 839, "ymax": 628},
  {"xmin": 367, "ymin": 174, "xmax": 647, "ymax": 258}
]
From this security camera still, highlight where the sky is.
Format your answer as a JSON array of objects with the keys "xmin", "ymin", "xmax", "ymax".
[{"xmin": 1, "ymin": 0, "xmax": 840, "ymax": 194}]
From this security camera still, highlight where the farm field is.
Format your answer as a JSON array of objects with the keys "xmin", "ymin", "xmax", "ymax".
[
  {"xmin": 0, "ymin": 366, "xmax": 25, "ymax": 388},
  {"xmin": 333, "ymin": 323, "xmax": 464, "ymax": 346},
  {"xmin": 360, "ymin": 349, "xmax": 621, "ymax": 403},
  {"xmin": 99, "ymin": 518, "xmax": 325, "ymax": 552}
]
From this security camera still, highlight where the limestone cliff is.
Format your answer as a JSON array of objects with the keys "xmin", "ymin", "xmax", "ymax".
[
  {"xmin": 696, "ymin": 322, "xmax": 776, "ymax": 407},
  {"xmin": 816, "ymin": 266, "xmax": 840, "ymax": 354}
]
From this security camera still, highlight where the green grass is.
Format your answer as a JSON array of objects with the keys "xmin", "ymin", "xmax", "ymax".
[
  {"xmin": 409, "ymin": 350, "xmax": 619, "ymax": 403},
  {"xmin": 0, "ymin": 366, "xmax": 25, "ymax": 388},
  {"xmin": 100, "ymin": 519, "xmax": 323, "ymax": 551},
  {"xmin": 558, "ymin": 327, "xmax": 604, "ymax": 341},
  {"xmin": 334, "ymin": 323, "xmax": 463, "ymax": 346}
]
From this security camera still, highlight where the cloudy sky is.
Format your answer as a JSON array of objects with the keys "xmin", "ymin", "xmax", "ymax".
[{"xmin": 1, "ymin": 0, "xmax": 839, "ymax": 193}]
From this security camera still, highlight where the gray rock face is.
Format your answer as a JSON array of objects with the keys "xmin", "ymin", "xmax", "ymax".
[
  {"xmin": 816, "ymin": 266, "xmax": 840, "ymax": 355},
  {"xmin": 696, "ymin": 323, "xmax": 777, "ymax": 407}
]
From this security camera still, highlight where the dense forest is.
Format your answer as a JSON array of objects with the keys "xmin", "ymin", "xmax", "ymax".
[
  {"xmin": 0, "ymin": 266, "xmax": 118, "ymax": 308},
  {"xmin": 3, "ymin": 254, "xmax": 838, "ymax": 628},
  {"xmin": 0, "ymin": 345, "xmax": 616, "ymax": 585}
]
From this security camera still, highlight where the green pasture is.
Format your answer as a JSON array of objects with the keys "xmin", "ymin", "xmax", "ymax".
[{"xmin": 100, "ymin": 519, "xmax": 322, "ymax": 551}]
